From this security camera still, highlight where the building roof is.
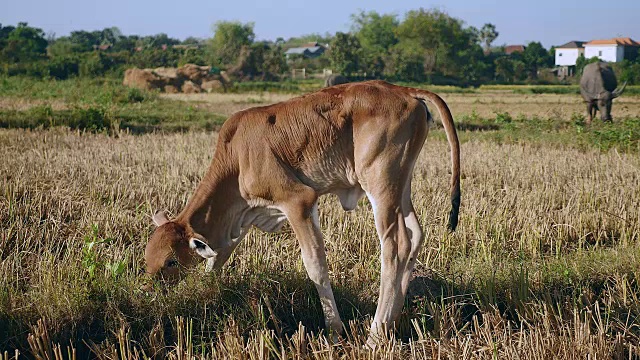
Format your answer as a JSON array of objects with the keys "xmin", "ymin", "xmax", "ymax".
[
  {"xmin": 173, "ymin": 44, "xmax": 200, "ymax": 50},
  {"xmin": 556, "ymin": 41, "xmax": 586, "ymax": 49},
  {"xmin": 504, "ymin": 45, "xmax": 525, "ymax": 54},
  {"xmin": 285, "ymin": 46, "xmax": 325, "ymax": 55},
  {"xmin": 585, "ymin": 37, "xmax": 639, "ymax": 46},
  {"xmin": 93, "ymin": 44, "xmax": 112, "ymax": 51}
]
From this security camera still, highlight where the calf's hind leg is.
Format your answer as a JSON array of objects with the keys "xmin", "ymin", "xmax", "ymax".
[{"xmin": 365, "ymin": 180, "xmax": 424, "ymax": 346}]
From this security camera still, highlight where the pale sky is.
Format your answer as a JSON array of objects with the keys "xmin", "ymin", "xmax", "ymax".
[{"xmin": 2, "ymin": 0, "xmax": 639, "ymax": 48}]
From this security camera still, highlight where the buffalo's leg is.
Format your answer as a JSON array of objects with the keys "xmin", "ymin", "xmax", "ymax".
[{"xmin": 587, "ymin": 102, "xmax": 594, "ymax": 124}]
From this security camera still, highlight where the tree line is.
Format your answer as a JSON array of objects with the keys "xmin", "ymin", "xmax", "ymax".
[{"xmin": 1, "ymin": 8, "xmax": 639, "ymax": 85}]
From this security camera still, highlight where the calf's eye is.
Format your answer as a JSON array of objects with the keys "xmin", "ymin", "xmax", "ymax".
[{"xmin": 166, "ymin": 259, "xmax": 178, "ymax": 268}]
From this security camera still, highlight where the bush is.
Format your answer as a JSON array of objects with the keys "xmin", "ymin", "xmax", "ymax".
[
  {"xmin": 94, "ymin": 85, "xmax": 152, "ymax": 105},
  {"xmin": 0, "ymin": 104, "xmax": 116, "ymax": 133},
  {"xmin": 2, "ymin": 61, "xmax": 50, "ymax": 77},
  {"xmin": 494, "ymin": 111, "xmax": 513, "ymax": 124},
  {"xmin": 79, "ymin": 53, "xmax": 108, "ymax": 77},
  {"xmin": 384, "ymin": 44, "xmax": 425, "ymax": 82},
  {"xmin": 587, "ymin": 118, "xmax": 640, "ymax": 152},
  {"xmin": 123, "ymin": 87, "xmax": 149, "ymax": 103},
  {"xmin": 129, "ymin": 48, "xmax": 181, "ymax": 69},
  {"xmin": 228, "ymin": 81, "xmax": 302, "ymax": 93},
  {"xmin": 178, "ymin": 48, "xmax": 209, "ymax": 67},
  {"xmin": 47, "ymin": 55, "xmax": 80, "ymax": 79},
  {"xmin": 612, "ymin": 60, "xmax": 640, "ymax": 85},
  {"xmin": 69, "ymin": 106, "xmax": 114, "ymax": 131}
]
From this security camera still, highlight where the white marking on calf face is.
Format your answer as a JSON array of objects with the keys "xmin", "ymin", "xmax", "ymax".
[{"xmin": 205, "ymin": 257, "xmax": 216, "ymax": 272}]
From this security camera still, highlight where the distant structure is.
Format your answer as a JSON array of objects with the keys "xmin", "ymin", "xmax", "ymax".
[
  {"xmin": 504, "ymin": 45, "xmax": 526, "ymax": 55},
  {"xmin": 92, "ymin": 44, "xmax": 112, "ymax": 51},
  {"xmin": 555, "ymin": 41, "xmax": 586, "ymax": 65},
  {"xmin": 323, "ymin": 74, "xmax": 348, "ymax": 87},
  {"xmin": 584, "ymin": 37, "xmax": 639, "ymax": 63},
  {"xmin": 554, "ymin": 41, "xmax": 586, "ymax": 78},
  {"xmin": 173, "ymin": 44, "xmax": 201, "ymax": 50},
  {"xmin": 554, "ymin": 37, "xmax": 639, "ymax": 78},
  {"xmin": 284, "ymin": 42, "xmax": 326, "ymax": 59}
]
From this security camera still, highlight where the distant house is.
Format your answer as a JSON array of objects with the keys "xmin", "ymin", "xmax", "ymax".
[
  {"xmin": 285, "ymin": 42, "xmax": 326, "ymax": 59},
  {"xmin": 504, "ymin": 45, "xmax": 525, "ymax": 55},
  {"xmin": 584, "ymin": 37, "xmax": 639, "ymax": 63},
  {"xmin": 173, "ymin": 44, "xmax": 201, "ymax": 50},
  {"xmin": 553, "ymin": 41, "xmax": 586, "ymax": 78},
  {"xmin": 93, "ymin": 44, "xmax": 112, "ymax": 51},
  {"xmin": 554, "ymin": 41, "xmax": 586, "ymax": 66}
]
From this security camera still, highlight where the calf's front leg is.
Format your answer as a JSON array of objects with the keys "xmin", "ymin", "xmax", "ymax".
[{"xmin": 286, "ymin": 202, "xmax": 344, "ymax": 337}]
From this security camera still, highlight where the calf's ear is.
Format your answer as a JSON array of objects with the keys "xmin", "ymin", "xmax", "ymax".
[
  {"xmin": 189, "ymin": 238, "xmax": 218, "ymax": 258},
  {"xmin": 152, "ymin": 210, "xmax": 169, "ymax": 227}
]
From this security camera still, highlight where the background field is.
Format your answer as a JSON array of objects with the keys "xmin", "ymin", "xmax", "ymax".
[{"xmin": 1, "ymin": 79, "xmax": 640, "ymax": 359}]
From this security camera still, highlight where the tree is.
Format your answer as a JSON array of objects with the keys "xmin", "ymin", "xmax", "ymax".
[
  {"xmin": 0, "ymin": 24, "xmax": 16, "ymax": 48},
  {"xmin": 457, "ymin": 44, "xmax": 491, "ymax": 84},
  {"xmin": 384, "ymin": 42, "xmax": 425, "ymax": 82},
  {"xmin": 494, "ymin": 56, "xmax": 514, "ymax": 82},
  {"xmin": 182, "ymin": 37, "xmax": 203, "ymax": 45},
  {"xmin": 47, "ymin": 38, "xmax": 81, "ymax": 56},
  {"xmin": 111, "ymin": 35, "xmax": 139, "ymax": 52},
  {"xmin": 0, "ymin": 24, "xmax": 16, "ymax": 61},
  {"xmin": 283, "ymin": 33, "xmax": 333, "ymax": 48},
  {"xmin": 395, "ymin": 8, "xmax": 482, "ymax": 79},
  {"xmin": 479, "ymin": 23, "xmax": 499, "ymax": 52},
  {"xmin": 67, "ymin": 30, "xmax": 100, "ymax": 51},
  {"xmin": 522, "ymin": 41, "xmax": 551, "ymax": 79},
  {"xmin": 328, "ymin": 32, "xmax": 362, "ymax": 77},
  {"xmin": 130, "ymin": 48, "xmax": 181, "ymax": 68},
  {"xmin": 575, "ymin": 55, "xmax": 600, "ymax": 76},
  {"xmin": 140, "ymin": 33, "xmax": 180, "ymax": 48},
  {"xmin": 512, "ymin": 60, "xmax": 527, "ymax": 81},
  {"xmin": 178, "ymin": 48, "xmax": 208, "ymax": 66},
  {"xmin": 263, "ymin": 44, "xmax": 288, "ymax": 77},
  {"xmin": 614, "ymin": 60, "xmax": 640, "ymax": 85},
  {"xmin": 99, "ymin": 27, "xmax": 123, "ymax": 45},
  {"xmin": 1, "ymin": 23, "xmax": 48, "ymax": 63},
  {"xmin": 351, "ymin": 11, "xmax": 399, "ymax": 78},
  {"xmin": 351, "ymin": 11, "xmax": 399, "ymax": 52},
  {"xmin": 210, "ymin": 21, "xmax": 255, "ymax": 66}
]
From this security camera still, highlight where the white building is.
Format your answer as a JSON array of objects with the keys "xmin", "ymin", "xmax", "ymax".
[
  {"xmin": 555, "ymin": 41, "xmax": 586, "ymax": 66},
  {"xmin": 583, "ymin": 37, "xmax": 639, "ymax": 63}
]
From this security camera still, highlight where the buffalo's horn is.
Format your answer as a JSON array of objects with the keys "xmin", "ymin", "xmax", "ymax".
[{"xmin": 613, "ymin": 81, "xmax": 627, "ymax": 98}]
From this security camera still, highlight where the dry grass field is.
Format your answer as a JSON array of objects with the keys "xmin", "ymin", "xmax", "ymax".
[
  {"xmin": 162, "ymin": 90, "xmax": 640, "ymax": 121},
  {"xmin": 1, "ymin": 82, "xmax": 640, "ymax": 359}
]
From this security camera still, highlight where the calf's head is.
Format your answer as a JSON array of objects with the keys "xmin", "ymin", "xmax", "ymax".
[{"xmin": 144, "ymin": 211, "xmax": 217, "ymax": 286}]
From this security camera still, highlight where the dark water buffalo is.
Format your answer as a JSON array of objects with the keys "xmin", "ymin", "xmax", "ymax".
[
  {"xmin": 324, "ymin": 74, "xmax": 348, "ymax": 87},
  {"xmin": 579, "ymin": 62, "xmax": 626, "ymax": 122}
]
